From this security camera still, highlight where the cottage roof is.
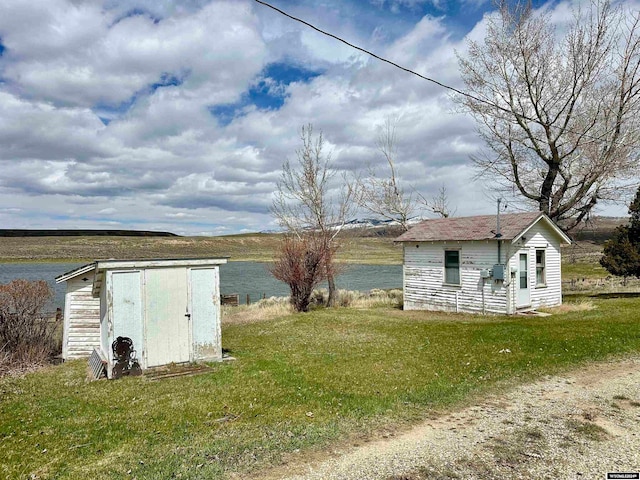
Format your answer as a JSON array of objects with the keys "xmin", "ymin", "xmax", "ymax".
[{"xmin": 395, "ymin": 212, "xmax": 571, "ymax": 244}]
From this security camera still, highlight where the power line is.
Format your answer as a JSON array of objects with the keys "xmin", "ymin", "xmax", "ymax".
[
  {"xmin": 254, "ymin": 0, "xmax": 486, "ymax": 107},
  {"xmin": 253, "ymin": 0, "xmax": 638, "ymax": 150}
]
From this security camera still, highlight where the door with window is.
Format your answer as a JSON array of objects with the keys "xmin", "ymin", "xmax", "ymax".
[{"xmin": 517, "ymin": 252, "xmax": 530, "ymax": 308}]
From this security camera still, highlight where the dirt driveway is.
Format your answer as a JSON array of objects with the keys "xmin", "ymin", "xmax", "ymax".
[{"xmin": 260, "ymin": 356, "xmax": 640, "ymax": 480}]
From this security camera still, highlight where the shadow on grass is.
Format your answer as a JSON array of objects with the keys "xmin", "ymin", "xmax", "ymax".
[{"xmin": 588, "ymin": 292, "xmax": 640, "ymax": 299}]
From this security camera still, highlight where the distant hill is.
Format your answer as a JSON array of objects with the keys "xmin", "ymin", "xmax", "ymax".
[
  {"xmin": 0, "ymin": 229, "xmax": 179, "ymax": 237},
  {"xmin": 567, "ymin": 216, "xmax": 626, "ymax": 243}
]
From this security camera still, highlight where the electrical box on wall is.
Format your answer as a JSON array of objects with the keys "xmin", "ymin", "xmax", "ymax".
[
  {"xmin": 480, "ymin": 269, "xmax": 490, "ymax": 279},
  {"xmin": 492, "ymin": 264, "xmax": 505, "ymax": 281}
]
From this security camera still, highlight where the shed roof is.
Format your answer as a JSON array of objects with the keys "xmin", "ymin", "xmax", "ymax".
[
  {"xmin": 55, "ymin": 262, "xmax": 96, "ymax": 283},
  {"xmin": 395, "ymin": 212, "xmax": 570, "ymax": 244}
]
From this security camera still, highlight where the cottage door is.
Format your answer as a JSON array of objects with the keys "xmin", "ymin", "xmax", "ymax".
[
  {"xmin": 145, "ymin": 268, "xmax": 191, "ymax": 367},
  {"xmin": 516, "ymin": 252, "xmax": 531, "ymax": 308}
]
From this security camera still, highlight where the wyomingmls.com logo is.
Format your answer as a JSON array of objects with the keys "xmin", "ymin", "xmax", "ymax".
[{"xmin": 607, "ymin": 473, "xmax": 640, "ymax": 479}]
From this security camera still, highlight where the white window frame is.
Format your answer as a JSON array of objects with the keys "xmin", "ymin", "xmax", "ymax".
[
  {"xmin": 535, "ymin": 249, "xmax": 546, "ymax": 287},
  {"xmin": 443, "ymin": 249, "xmax": 461, "ymax": 286}
]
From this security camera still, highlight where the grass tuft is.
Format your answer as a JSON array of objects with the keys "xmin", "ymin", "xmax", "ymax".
[{"xmin": 565, "ymin": 419, "xmax": 608, "ymax": 441}]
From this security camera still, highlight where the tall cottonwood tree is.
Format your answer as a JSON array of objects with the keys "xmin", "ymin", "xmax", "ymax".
[
  {"xmin": 271, "ymin": 124, "xmax": 355, "ymax": 307},
  {"xmin": 457, "ymin": 0, "xmax": 640, "ymax": 231}
]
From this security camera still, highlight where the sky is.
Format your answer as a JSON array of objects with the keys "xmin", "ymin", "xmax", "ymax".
[{"xmin": 0, "ymin": 0, "xmax": 632, "ymax": 235}]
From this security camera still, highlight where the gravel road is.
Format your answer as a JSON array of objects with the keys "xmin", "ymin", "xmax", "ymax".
[{"xmin": 264, "ymin": 356, "xmax": 640, "ymax": 480}]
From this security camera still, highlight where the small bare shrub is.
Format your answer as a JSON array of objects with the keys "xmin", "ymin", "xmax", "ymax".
[
  {"xmin": 269, "ymin": 236, "xmax": 332, "ymax": 312},
  {"xmin": 0, "ymin": 279, "xmax": 57, "ymax": 374}
]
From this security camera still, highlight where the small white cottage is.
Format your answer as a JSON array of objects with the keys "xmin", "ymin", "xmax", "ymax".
[
  {"xmin": 92, "ymin": 258, "xmax": 227, "ymax": 378},
  {"xmin": 56, "ymin": 263, "xmax": 101, "ymax": 360},
  {"xmin": 395, "ymin": 212, "xmax": 571, "ymax": 314}
]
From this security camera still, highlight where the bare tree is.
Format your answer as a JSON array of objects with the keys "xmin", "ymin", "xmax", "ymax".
[
  {"xmin": 356, "ymin": 117, "xmax": 417, "ymax": 231},
  {"xmin": 357, "ymin": 117, "xmax": 456, "ymax": 227},
  {"xmin": 418, "ymin": 184, "xmax": 456, "ymax": 218},
  {"xmin": 269, "ymin": 235, "xmax": 334, "ymax": 312},
  {"xmin": 457, "ymin": 0, "xmax": 640, "ymax": 231},
  {"xmin": 271, "ymin": 124, "xmax": 355, "ymax": 307}
]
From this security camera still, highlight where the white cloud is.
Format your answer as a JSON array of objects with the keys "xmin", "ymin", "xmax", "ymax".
[
  {"xmin": 0, "ymin": 0, "xmax": 266, "ymax": 108},
  {"xmin": 0, "ymin": 0, "xmax": 629, "ymax": 235}
]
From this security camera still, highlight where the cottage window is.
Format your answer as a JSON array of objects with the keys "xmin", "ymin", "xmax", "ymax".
[
  {"xmin": 536, "ymin": 249, "xmax": 546, "ymax": 286},
  {"xmin": 444, "ymin": 250, "xmax": 460, "ymax": 285}
]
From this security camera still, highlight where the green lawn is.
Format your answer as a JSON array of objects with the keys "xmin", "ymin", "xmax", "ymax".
[
  {"xmin": 2, "ymin": 295, "xmax": 640, "ymax": 479},
  {"xmin": 562, "ymin": 261, "xmax": 609, "ymax": 279}
]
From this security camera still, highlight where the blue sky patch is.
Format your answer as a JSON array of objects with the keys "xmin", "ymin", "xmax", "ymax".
[
  {"xmin": 150, "ymin": 72, "xmax": 184, "ymax": 92},
  {"xmin": 92, "ymin": 72, "xmax": 185, "ymax": 122},
  {"xmin": 0, "ymin": 37, "xmax": 5, "ymax": 57},
  {"xmin": 93, "ymin": 95, "xmax": 137, "ymax": 123},
  {"xmin": 210, "ymin": 61, "xmax": 322, "ymax": 126},
  {"xmin": 208, "ymin": 104, "xmax": 241, "ymax": 128}
]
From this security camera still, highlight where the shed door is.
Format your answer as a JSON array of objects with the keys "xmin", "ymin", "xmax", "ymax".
[
  {"xmin": 517, "ymin": 252, "xmax": 531, "ymax": 308},
  {"xmin": 110, "ymin": 271, "xmax": 144, "ymax": 364},
  {"xmin": 145, "ymin": 268, "xmax": 190, "ymax": 367},
  {"xmin": 189, "ymin": 268, "xmax": 220, "ymax": 360}
]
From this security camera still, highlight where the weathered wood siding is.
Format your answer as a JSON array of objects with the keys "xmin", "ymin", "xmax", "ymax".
[
  {"xmin": 403, "ymin": 241, "xmax": 508, "ymax": 314},
  {"xmin": 62, "ymin": 276, "xmax": 101, "ymax": 359},
  {"xmin": 96, "ymin": 262, "xmax": 224, "ymax": 377},
  {"xmin": 100, "ymin": 277, "xmax": 108, "ymax": 359},
  {"xmin": 507, "ymin": 222, "xmax": 563, "ymax": 310}
]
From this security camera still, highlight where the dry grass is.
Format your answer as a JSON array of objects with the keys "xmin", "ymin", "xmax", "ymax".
[
  {"xmin": 222, "ymin": 297, "xmax": 294, "ymax": 325},
  {"xmin": 221, "ymin": 289, "xmax": 404, "ymax": 325},
  {"xmin": 542, "ymin": 299, "xmax": 597, "ymax": 314},
  {"xmin": 0, "ymin": 342, "xmax": 51, "ymax": 378},
  {"xmin": 312, "ymin": 288, "xmax": 404, "ymax": 309}
]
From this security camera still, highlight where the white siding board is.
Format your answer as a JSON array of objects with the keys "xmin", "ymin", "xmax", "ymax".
[
  {"xmin": 100, "ymin": 278, "xmax": 108, "ymax": 361},
  {"xmin": 62, "ymin": 276, "xmax": 101, "ymax": 360},
  {"xmin": 403, "ymin": 242, "xmax": 508, "ymax": 314},
  {"xmin": 508, "ymin": 222, "xmax": 563, "ymax": 310}
]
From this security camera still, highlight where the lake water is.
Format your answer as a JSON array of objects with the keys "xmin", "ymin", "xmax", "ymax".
[{"xmin": 0, "ymin": 262, "xmax": 402, "ymax": 310}]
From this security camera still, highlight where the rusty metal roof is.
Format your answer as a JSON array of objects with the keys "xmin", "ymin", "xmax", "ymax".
[{"xmin": 395, "ymin": 212, "xmax": 549, "ymax": 242}]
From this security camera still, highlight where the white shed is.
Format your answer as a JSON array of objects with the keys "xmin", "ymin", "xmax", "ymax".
[
  {"xmin": 395, "ymin": 212, "xmax": 571, "ymax": 314},
  {"xmin": 55, "ymin": 263, "xmax": 101, "ymax": 360},
  {"xmin": 92, "ymin": 258, "xmax": 227, "ymax": 378}
]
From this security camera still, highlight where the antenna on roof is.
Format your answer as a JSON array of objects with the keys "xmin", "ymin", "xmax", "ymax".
[{"xmin": 496, "ymin": 198, "xmax": 503, "ymax": 239}]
